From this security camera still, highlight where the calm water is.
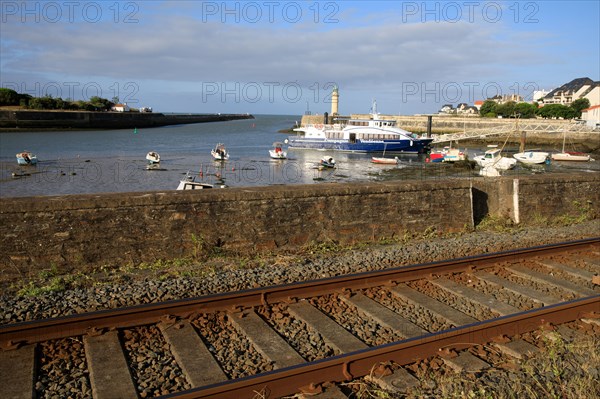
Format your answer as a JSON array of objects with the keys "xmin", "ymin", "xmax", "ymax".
[{"xmin": 1, "ymin": 114, "xmax": 598, "ymax": 197}]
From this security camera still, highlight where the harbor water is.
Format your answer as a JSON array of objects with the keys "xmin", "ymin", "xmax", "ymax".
[{"xmin": 0, "ymin": 114, "xmax": 598, "ymax": 198}]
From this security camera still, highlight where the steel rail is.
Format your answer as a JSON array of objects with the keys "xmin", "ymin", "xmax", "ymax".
[
  {"xmin": 163, "ymin": 295, "xmax": 600, "ymax": 399},
  {"xmin": 1, "ymin": 237, "xmax": 598, "ymax": 347}
]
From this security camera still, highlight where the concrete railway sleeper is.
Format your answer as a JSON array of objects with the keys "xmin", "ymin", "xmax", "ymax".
[{"xmin": 0, "ymin": 238, "xmax": 598, "ymax": 399}]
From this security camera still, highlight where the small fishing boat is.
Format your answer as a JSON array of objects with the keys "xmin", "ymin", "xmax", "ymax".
[
  {"xmin": 146, "ymin": 151, "xmax": 160, "ymax": 164},
  {"xmin": 269, "ymin": 142, "xmax": 287, "ymax": 159},
  {"xmin": 442, "ymin": 147, "xmax": 466, "ymax": 162},
  {"xmin": 427, "ymin": 146, "xmax": 466, "ymax": 163},
  {"xmin": 16, "ymin": 151, "xmax": 37, "ymax": 165},
  {"xmin": 211, "ymin": 143, "xmax": 229, "ymax": 161},
  {"xmin": 371, "ymin": 156, "xmax": 399, "ymax": 164},
  {"xmin": 513, "ymin": 150, "xmax": 550, "ymax": 165},
  {"xmin": 319, "ymin": 156, "xmax": 336, "ymax": 168},
  {"xmin": 176, "ymin": 171, "xmax": 214, "ymax": 190},
  {"xmin": 473, "ymin": 148, "xmax": 517, "ymax": 170}
]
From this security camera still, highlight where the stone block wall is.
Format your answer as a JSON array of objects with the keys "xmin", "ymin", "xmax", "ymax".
[{"xmin": 0, "ymin": 180, "xmax": 473, "ymax": 279}]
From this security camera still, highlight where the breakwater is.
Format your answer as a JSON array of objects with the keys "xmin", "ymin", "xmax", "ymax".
[
  {"xmin": 0, "ymin": 110, "xmax": 254, "ymax": 131},
  {"xmin": 0, "ymin": 173, "xmax": 598, "ymax": 280}
]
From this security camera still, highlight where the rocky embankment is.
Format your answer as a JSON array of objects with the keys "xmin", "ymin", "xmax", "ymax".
[{"xmin": 1, "ymin": 220, "xmax": 598, "ymax": 325}]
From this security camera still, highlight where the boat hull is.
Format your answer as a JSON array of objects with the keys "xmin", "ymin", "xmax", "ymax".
[
  {"xmin": 513, "ymin": 151, "xmax": 549, "ymax": 165},
  {"xmin": 551, "ymin": 153, "xmax": 591, "ymax": 162},
  {"xmin": 287, "ymin": 137, "xmax": 431, "ymax": 153},
  {"xmin": 269, "ymin": 150, "xmax": 287, "ymax": 159},
  {"xmin": 371, "ymin": 157, "xmax": 398, "ymax": 164},
  {"xmin": 16, "ymin": 153, "xmax": 37, "ymax": 165},
  {"xmin": 474, "ymin": 156, "xmax": 517, "ymax": 170}
]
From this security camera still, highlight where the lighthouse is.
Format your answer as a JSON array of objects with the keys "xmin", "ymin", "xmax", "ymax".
[{"xmin": 331, "ymin": 85, "xmax": 339, "ymax": 116}]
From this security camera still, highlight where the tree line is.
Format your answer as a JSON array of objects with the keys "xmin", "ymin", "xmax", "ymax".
[
  {"xmin": 0, "ymin": 88, "xmax": 118, "ymax": 111},
  {"xmin": 479, "ymin": 98, "xmax": 590, "ymax": 119}
]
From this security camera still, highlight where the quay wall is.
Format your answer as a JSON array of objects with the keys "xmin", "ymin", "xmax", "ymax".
[
  {"xmin": 0, "ymin": 174, "xmax": 598, "ymax": 280},
  {"xmin": 0, "ymin": 110, "xmax": 254, "ymax": 130}
]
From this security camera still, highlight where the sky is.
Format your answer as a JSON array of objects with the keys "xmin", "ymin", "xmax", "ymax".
[{"xmin": 1, "ymin": 0, "xmax": 599, "ymax": 115}]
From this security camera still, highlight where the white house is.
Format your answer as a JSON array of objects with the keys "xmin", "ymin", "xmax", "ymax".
[
  {"xmin": 111, "ymin": 103, "xmax": 130, "ymax": 112},
  {"xmin": 581, "ymin": 105, "xmax": 600, "ymax": 129},
  {"xmin": 539, "ymin": 78, "xmax": 600, "ymax": 107}
]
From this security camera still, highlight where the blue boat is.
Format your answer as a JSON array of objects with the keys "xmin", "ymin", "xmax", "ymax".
[{"xmin": 289, "ymin": 104, "xmax": 432, "ymax": 154}]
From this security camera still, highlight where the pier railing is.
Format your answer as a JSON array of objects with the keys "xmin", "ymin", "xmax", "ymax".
[{"xmin": 432, "ymin": 121, "xmax": 597, "ymax": 143}]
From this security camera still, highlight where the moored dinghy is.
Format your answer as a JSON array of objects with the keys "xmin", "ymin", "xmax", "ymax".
[
  {"xmin": 16, "ymin": 151, "xmax": 38, "ymax": 165},
  {"xmin": 371, "ymin": 156, "xmax": 399, "ymax": 164},
  {"xmin": 211, "ymin": 143, "xmax": 229, "ymax": 161},
  {"xmin": 269, "ymin": 142, "xmax": 287, "ymax": 159},
  {"xmin": 146, "ymin": 151, "xmax": 161, "ymax": 164},
  {"xmin": 319, "ymin": 156, "xmax": 336, "ymax": 168},
  {"xmin": 513, "ymin": 150, "xmax": 550, "ymax": 165}
]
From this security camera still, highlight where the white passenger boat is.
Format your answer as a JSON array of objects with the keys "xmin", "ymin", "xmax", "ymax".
[
  {"xmin": 211, "ymin": 143, "xmax": 229, "ymax": 161},
  {"xmin": 513, "ymin": 150, "xmax": 550, "ymax": 165},
  {"xmin": 290, "ymin": 101, "xmax": 432, "ymax": 153}
]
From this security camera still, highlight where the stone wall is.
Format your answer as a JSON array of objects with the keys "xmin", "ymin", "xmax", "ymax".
[
  {"xmin": 0, "ymin": 110, "xmax": 253, "ymax": 130},
  {"xmin": 1, "ymin": 174, "xmax": 598, "ymax": 280},
  {"xmin": 0, "ymin": 180, "xmax": 473, "ymax": 279}
]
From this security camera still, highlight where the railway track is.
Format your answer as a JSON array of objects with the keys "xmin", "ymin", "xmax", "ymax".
[{"xmin": 1, "ymin": 238, "xmax": 599, "ymax": 398}]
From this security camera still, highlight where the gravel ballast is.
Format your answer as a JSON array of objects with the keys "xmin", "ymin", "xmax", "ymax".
[{"xmin": 1, "ymin": 221, "xmax": 598, "ymax": 325}]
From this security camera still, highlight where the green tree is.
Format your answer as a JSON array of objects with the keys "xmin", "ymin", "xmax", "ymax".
[
  {"xmin": 514, "ymin": 102, "xmax": 537, "ymax": 119},
  {"xmin": 537, "ymin": 104, "xmax": 575, "ymax": 119},
  {"xmin": 0, "ymin": 88, "xmax": 20, "ymax": 105},
  {"xmin": 479, "ymin": 100, "xmax": 497, "ymax": 117},
  {"xmin": 496, "ymin": 101, "xmax": 516, "ymax": 118},
  {"xmin": 570, "ymin": 98, "xmax": 590, "ymax": 117}
]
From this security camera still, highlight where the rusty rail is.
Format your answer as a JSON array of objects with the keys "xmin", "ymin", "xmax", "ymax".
[{"xmin": 2, "ymin": 237, "xmax": 598, "ymax": 348}]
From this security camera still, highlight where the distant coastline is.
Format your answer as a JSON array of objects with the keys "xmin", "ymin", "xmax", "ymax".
[{"xmin": 0, "ymin": 109, "xmax": 254, "ymax": 132}]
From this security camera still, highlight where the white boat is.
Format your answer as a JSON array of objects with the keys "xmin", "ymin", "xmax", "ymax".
[
  {"xmin": 473, "ymin": 148, "xmax": 517, "ymax": 170},
  {"xmin": 146, "ymin": 151, "xmax": 160, "ymax": 164},
  {"xmin": 319, "ymin": 156, "xmax": 336, "ymax": 168},
  {"xmin": 442, "ymin": 147, "xmax": 466, "ymax": 162},
  {"xmin": 269, "ymin": 142, "xmax": 287, "ymax": 159},
  {"xmin": 290, "ymin": 101, "xmax": 433, "ymax": 153},
  {"xmin": 176, "ymin": 171, "xmax": 214, "ymax": 190},
  {"xmin": 16, "ymin": 151, "xmax": 37, "ymax": 165},
  {"xmin": 551, "ymin": 152, "xmax": 592, "ymax": 162},
  {"xmin": 211, "ymin": 143, "xmax": 229, "ymax": 161},
  {"xmin": 371, "ymin": 156, "xmax": 399, "ymax": 164},
  {"xmin": 513, "ymin": 150, "xmax": 550, "ymax": 165},
  {"xmin": 551, "ymin": 132, "xmax": 593, "ymax": 161}
]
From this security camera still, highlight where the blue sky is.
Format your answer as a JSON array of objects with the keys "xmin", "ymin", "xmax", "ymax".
[{"xmin": 1, "ymin": 0, "xmax": 598, "ymax": 115}]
